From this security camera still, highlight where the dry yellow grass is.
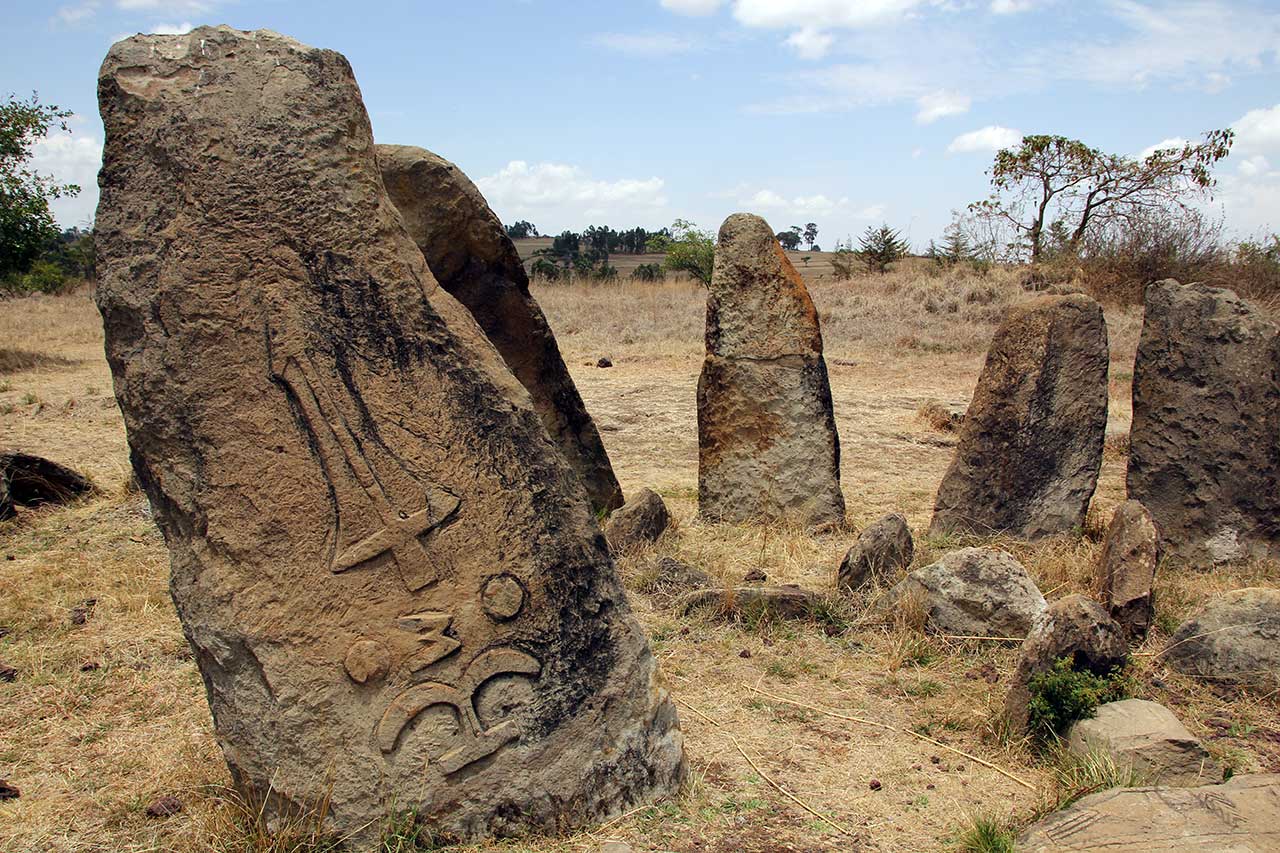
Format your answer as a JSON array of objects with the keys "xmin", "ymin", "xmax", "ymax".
[{"xmin": 0, "ymin": 267, "xmax": 1275, "ymax": 853}]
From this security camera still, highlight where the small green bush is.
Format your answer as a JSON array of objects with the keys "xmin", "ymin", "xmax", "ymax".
[
  {"xmin": 954, "ymin": 814, "xmax": 1016, "ymax": 853},
  {"xmin": 1026, "ymin": 657, "xmax": 1129, "ymax": 744}
]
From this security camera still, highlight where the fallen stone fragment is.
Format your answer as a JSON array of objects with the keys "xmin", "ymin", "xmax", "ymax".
[
  {"xmin": 884, "ymin": 547, "xmax": 1045, "ymax": 637},
  {"xmin": 145, "ymin": 795, "xmax": 184, "ymax": 818},
  {"xmin": 838, "ymin": 512, "xmax": 913, "ymax": 592},
  {"xmin": 639, "ymin": 556, "xmax": 714, "ymax": 602},
  {"xmin": 1067, "ymin": 699, "xmax": 1219, "ymax": 787},
  {"xmin": 1163, "ymin": 588, "xmax": 1280, "ymax": 688},
  {"xmin": 605, "ymin": 488, "xmax": 670, "ymax": 551},
  {"xmin": 678, "ymin": 586, "xmax": 819, "ymax": 621},
  {"xmin": 1018, "ymin": 773, "xmax": 1280, "ymax": 852},
  {"xmin": 0, "ymin": 451, "xmax": 94, "ymax": 520},
  {"xmin": 1098, "ymin": 501, "xmax": 1160, "ymax": 641},
  {"xmin": 1004, "ymin": 595, "xmax": 1128, "ymax": 735},
  {"xmin": 1128, "ymin": 280, "xmax": 1280, "ymax": 563},
  {"xmin": 0, "ymin": 780, "xmax": 19, "ymax": 800},
  {"xmin": 742, "ymin": 568, "xmax": 767, "ymax": 584},
  {"xmin": 597, "ymin": 358, "xmax": 613, "ymax": 369},
  {"xmin": 930, "ymin": 294, "xmax": 1108, "ymax": 539},
  {"xmin": 0, "ymin": 663, "xmax": 15, "ymax": 682},
  {"xmin": 68, "ymin": 598, "xmax": 97, "ymax": 626}
]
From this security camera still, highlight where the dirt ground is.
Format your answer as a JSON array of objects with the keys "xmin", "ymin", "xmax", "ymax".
[{"xmin": 1, "ymin": 265, "xmax": 1277, "ymax": 852}]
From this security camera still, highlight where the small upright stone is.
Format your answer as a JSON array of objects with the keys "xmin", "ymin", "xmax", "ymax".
[
  {"xmin": 377, "ymin": 144, "xmax": 623, "ymax": 514},
  {"xmin": 930, "ymin": 294, "xmax": 1108, "ymax": 539},
  {"xmin": 1128, "ymin": 279, "xmax": 1280, "ymax": 564},
  {"xmin": 605, "ymin": 488, "xmax": 670, "ymax": 551},
  {"xmin": 838, "ymin": 512, "xmax": 913, "ymax": 592},
  {"xmin": 1098, "ymin": 501, "xmax": 1160, "ymax": 641},
  {"xmin": 95, "ymin": 27, "xmax": 681, "ymax": 844},
  {"xmin": 697, "ymin": 213, "xmax": 844, "ymax": 528}
]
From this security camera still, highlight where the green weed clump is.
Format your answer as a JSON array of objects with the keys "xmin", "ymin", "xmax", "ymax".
[{"xmin": 1027, "ymin": 657, "xmax": 1130, "ymax": 744}]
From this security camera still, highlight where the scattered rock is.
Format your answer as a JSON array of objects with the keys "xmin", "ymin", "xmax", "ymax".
[
  {"xmin": 0, "ymin": 662, "xmax": 15, "ymax": 682},
  {"xmin": 738, "ymin": 649, "xmax": 752, "ymax": 659},
  {"xmin": 837, "ymin": 512, "xmax": 913, "ymax": 592},
  {"xmin": 95, "ymin": 26, "xmax": 682, "ymax": 843},
  {"xmin": 698, "ymin": 212, "xmax": 845, "ymax": 528},
  {"xmin": 638, "ymin": 556, "xmax": 714, "ymax": 603},
  {"xmin": 377, "ymin": 144, "xmax": 623, "ymax": 514},
  {"xmin": 0, "ymin": 451, "xmax": 94, "ymax": 520},
  {"xmin": 742, "ymin": 568, "xmax": 767, "ymax": 584},
  {"xmin": 678, "ymin": 585, "xmax": 820, "ymax": 621},
  {"xmin": 69, "ymin": 598, "xmax": 97, "ymax": 626},
  {"xmin": 0, "ymin": 780, "xmax": 19, "ymax": 800},
  {"xmin": 869, "ymin": 779, "xmax": 882, "ymax": 791},
  {"xmin": 1018, "ymin": 773, "xmax": 1280, "ymax": 852},
  {"xmin": 930, "ymin": 294, "xmax": 1108, "ymax": 539},
  {"xmin": 598, "ymin": 843, "xmax": 633, "ymax": 853},
  {"xmin": 1004, "ymin": 595, "xmax": 1129, "ymax": 734},
  {"xmin": 605, "ymin": 488, "xmax": 670, "ymax": 551},
  {"xmin": 145, "ymin": 795, "xmax": 184, "ymax": 818},
  {"xmin": 1128, "ymin": 280, "xmax": 1280, "ymax": 563},
  {"xmin": 596, "ymin": 357, "xmax": 613, "ymax": 369},
  {"xmin": 917, "ymin": 400, "xmax": 963, "ymax": 433},
  {"xmin": 1098, "ymin": 501, "xmax": 1161, "ymax": 641},
  {"xmin": 0, "ymin": 625, "xmax": 9, "ymax": 638},
  {"xmin": 884, "ymin": 547, "xmax": 1046, "ymax": 637},
  {"xmin": 1067, "ymin": 699, "xmax": 1220, "ymax": 787},
  {"xmin": 80, "ymin": 661, "xmax": 101, "ymax": 672},
  {"xmin": 1163, "ymin": 588, "xmax": 1280, "ymax": 688}
]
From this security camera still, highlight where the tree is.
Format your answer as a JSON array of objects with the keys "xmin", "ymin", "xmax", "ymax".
[
  {"xmin": 648, "ymin": 219, "xmax": 715, "ymax": 285},
  {"xmin": 505, "ymin": 220, "xmax": 539, "ymax": 239},
  {"xmin": 776, "ymin": 229, "xmax": 801, "ymax": 250},
  {"xmin": 803, "ymin": 222, "xmax": 818, "ymax": 250},
  {"xmin": 857, "ymin": 224, "xmax": 908, "ymax": 274},
  {"xmin": 1, "ymin": 93, "xmax": 80, "ymax": 279},
  {"xmin": 970, "ymin": 130, "xmax": 1233, "ymax": 263}
]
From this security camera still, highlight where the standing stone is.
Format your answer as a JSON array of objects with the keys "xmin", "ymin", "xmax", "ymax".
[
  {"xmin": 377, "ymin": 144, "xmax": 623, "ymax": 514},
  {"xmin": 837, "ymin": 512, "xmax": 913, "ymax": 592},
  {"xmin": 1128, "ymin": 280, "xmax": 1280, "ymax": 564},
  {"xmin": 930, "ymin": 294, "xmax": 1108, "ymax": 539},
  {"xmin": 95, "ymin": 27, "xmax": 682, "ymax": 844},
  {"xmin": 1163, "ymin": 588, "xmax": 1280, "ymax": 688},
  {"xmin": 1098, "ymin": 501, "xmax": 1160, "ymax": 641},
  {"xmin": 697, "ymin": 213, "xmax": 844, "ymax": 527}
]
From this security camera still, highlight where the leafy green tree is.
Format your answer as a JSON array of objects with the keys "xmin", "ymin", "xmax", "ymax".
[
  {"xmin": 857, "ymin": 223, "xmax": 909, "ymax": 274},
  {"xmin": 631, "ymin": 262, "xmax": 665, "ymax": 282},
  {"xmin": 803, "ymin": 222, "xmax": 818, "ymax": 250},
  {"xmin": 649, "ymin": 219, "xmax": 715, "ymax": 285},
  {"xmin": 530, "ymin": 257, "xmax": 561, "ymax": 280},
  {"xmin": 775, "ymin": 226, "xmax": 803, "ymax": 250},
  {"xmin": 971, "ymin": 130, "xmax": 1234, "ymax": 263},
  {"xmin": 1, "ymin": 93, "xmax": 81, "ymax": 279},
  {"xmin": 505, "ymin": 220, "xmax": 539, "ymax": 239}
]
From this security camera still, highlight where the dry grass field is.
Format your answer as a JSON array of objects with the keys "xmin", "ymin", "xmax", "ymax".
[{"xmin": 1, "ymin": 263, "xmax": 1278, "ymax": 853}]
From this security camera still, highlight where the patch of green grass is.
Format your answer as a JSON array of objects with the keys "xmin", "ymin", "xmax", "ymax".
[
  {"xmin": 953, "ymin": 814, "xmax": 1016, "ymax": 853},
  {"xmin": 380, "ymin": 810, "xmax": 440, "ymax": 852},
  {"xmin": 1049, "ymin": 748, "xmax": 1148, "ymax": 809},
  {"xmin": 1027, "ymin": 657, "xmax": 1130, "ymax": 745},
  {"xmin": 765, "ymin": 659, "xmax": 798, "ymax": 681},
  {"xmin": 903, "ymin": 678, "xmax": 944, "ymax": 698},
  {"xmin": 19, "ymin": 392, "xmax": 39, "ymax": 405}
]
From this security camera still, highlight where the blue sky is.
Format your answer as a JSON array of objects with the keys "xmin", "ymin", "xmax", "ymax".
[{"xmin": 6, "ymin": 0, "xmax": 1280, "ymax": 248}]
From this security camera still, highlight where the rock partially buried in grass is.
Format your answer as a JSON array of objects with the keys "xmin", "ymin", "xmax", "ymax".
[
  {"xmin": 145, "ymin": 795, "xmax": 184, "ymax": 818},
  {"xmin": 1163, "ymin": 588, "xmax": 1280, "ymax": 688},
  {"xmin": 838, "ymin": 512, "xmax": 913, "ymax": 592},
  {"xmin": 697, "ymin": 213, "xmax": 844, "ymax": 528},
  {"xmin": 1066, "ymin": 699, "xmax": 1219, "ymax": 787},
  {"xmin": 678, "ymin": 585, "xmax": 820, "ymax": 621},
  {"xmin": 1098, "ymin": 501, "xmax": 1160, "ymax": 641},
  {"xmin": 95, "ymin": 26, "xmax": 682, "ymax": 845},
  {"xmin": 929, "ymin": 294, "xmax": 1108, "ymax": 539},
  {"xmin": 377, "ymin": 144, "xmax": 623, "ymax": 515},
  {"xmin": 638, "ymin": 556, "xmax": 714, "ymax": 602},
  {"xmin": 1128, "ymin": 280, "xmax": 1280, "ymax": 564},
  {"xmin": 0, "ymin": 451, "xmax": 94, "ymax": 521},
  {"xmin": 1018, "ymin": 773, "xmax": 1280, "ymax": 852},
  {"xmin": 605, "ymin": 488, "xmax": 670, "ymax": 551},
  {"xmin": 884, "ymin": 547, "xmax": 1046, "ymax": 637},
  {"xmin": 0, "ymin": 780, "xmax": 19, "ymax": 800}
]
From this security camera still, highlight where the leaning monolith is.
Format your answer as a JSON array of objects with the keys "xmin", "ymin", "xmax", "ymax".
[
  {"xmin": 95, "ymin": 26, "xmax": 682, "ymax": 844},
  {"xmin": 377, "ymin": 144, "xmax": 623, "ymax": 514},
  {"xmin": 930, "ymin": 294, "xmax": 1108, "ymax": 538},
  {"xmin": 697, "ymin": 213, "xmax": 844, "ymax": 527},
  {"xmin": 1128, "ymin": 279, "xmax": 1280, "ymax": 563}
]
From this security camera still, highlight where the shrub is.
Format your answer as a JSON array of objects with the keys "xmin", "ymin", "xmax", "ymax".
[
  {"xmin": 1026, "ymin": 657, "xmax": 1130, "ymax": 744},
  {"xmin": 857, "ymin": 224, "xmax": 909, "ymax": 274},
  {"xmin": 631, "ymin": 262, "xmax": 665, "ymax": 282},
  {"xmin": 954, "ymin": 814, "xmax": 1016, "ymax": 853}
]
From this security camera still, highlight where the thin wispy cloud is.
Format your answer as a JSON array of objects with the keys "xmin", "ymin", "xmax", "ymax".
[
  {"xmin": 947, "ymin": 125, "xmax": 1022, "ymax": 154},
  {"xmin": 915, "ymin": 90, "xmax": 971, "ymax": 123},
  {"xmin": 590, "ymin": 32, "xmax": 696, "ymax": 57}
]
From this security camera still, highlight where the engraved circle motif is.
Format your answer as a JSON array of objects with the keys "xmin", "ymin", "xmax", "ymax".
[
  {"xmin": 344, "ymin": 638, "xmax": 391, "ymax": 684},
  {"xmin": 481, "ymin": 574, "xmax": 526, "ymax": 622}
]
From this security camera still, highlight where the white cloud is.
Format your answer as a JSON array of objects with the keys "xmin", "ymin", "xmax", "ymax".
[
  {"xmin": 55, "ymin": 1, "xmax": 99, "ymax": 24},
  {"xmin": 1233, "ymin": 104, "xmax": 1280, "ymax": 156},
  {"xmin": 116, "ymin": 0, "xmax": 212, "ymax": 11},
  {"xmin": 590, "ymin": 32, "xmax": 695, "ymax": 56},
  {"xmin": 1238, "ymin": 155, "xmax": 1271, "ymax": 178},
  {"xmin": 1203, "ymin": 71, "xmax": 1231, "ymax": 93},
  {"xmin": 28, "ymin": 129, "xmax": 104, "ymax": 229},
  {"xmin": 946, "ymin": 125, "xmax": 1021, "ymax": 154},
  {"xmin": 915, "ymin": 90, "xmax": 970, "ymax": 123},
  {"xmin": 476, "ymin": 161, "xmax": 668, "ymax": 228},
  {"xmin": 1136, "ymin": 137, "xmax": 1189, "ymax": 159},
  {"xmin": 659, "ymin": 0, "xmax": 725, "ymax": 14},
  {"xmin": 784, "ymin": 27, "xmax": 835, "ymax": 60},
  {"xmin": 731, "ymin": 0, "xmax": 926, "ymax": 30},
  {"xmin": 149, "ymin": 21, "xmax": 195, "ymax": 34},
  {"xmin": 990, "ymin": 0, "xmax": 1035, "ymax": 13},
  {"xmin": 743, "ymin": 189, "xmax": 850, "ymax": 215}
]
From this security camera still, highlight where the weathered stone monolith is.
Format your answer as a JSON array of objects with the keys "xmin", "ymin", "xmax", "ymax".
[
  {"xmin": 1098, "ymin": 500, "xmax": 1160, "ymax": 641},
  {"xmin": 95, "ymin": 27, "xmax": 682, "ymax": 844},
  {"xmin": 697, "ymin": 213, "xmax": 844, "ymax": 527},
  {"xmin": 930, "ymin": 294, "xmax": 1108, "ymax": 538},
  {"xmin": 377, "ymin": 144, "xmax": 623, "ymax": 514},
  {"xmin": 1128, "ymin": 279, "xmax": 1280, "ymax": 564}
]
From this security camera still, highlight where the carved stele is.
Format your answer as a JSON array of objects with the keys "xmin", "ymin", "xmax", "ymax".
[
  {"xmin": 95, "ymin": 27, "xmax": 682, "ymax": 844},
  {"xmin": 377, "ymin": 144, "xmax": 623, "ymax": 514}
]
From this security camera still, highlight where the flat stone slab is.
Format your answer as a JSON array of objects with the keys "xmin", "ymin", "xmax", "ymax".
[
  {"xmin": 1018, "ymin": 773, "xmax": 1280, "ymax": 851},
  {"xmin": 678, "ymin": 585, "xmax": 819, "ymax": 620},
  {"xmin": 1067, "ymin": 699, "xmax": 1219, "ymax": 787}
]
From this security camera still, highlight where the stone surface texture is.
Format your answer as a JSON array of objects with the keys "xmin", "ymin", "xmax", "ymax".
[
  {"xmin": 1164, "ymin": 587, "xmax": 1280, "ymax": 688},
  {"xmin": 886, "ymin": 547, "xmax": 1046, "ymax": 637},
  {"xmin": 1128, "ymin": 279, "xmax": 1280, "ymax": 564},
  {"xmin": 604, "ymin": 488, "xmax": 670, "ymax": 551},
  {"xmin": 1018, "ymin": 773, "xmax": 1280, "ymax": 852},
  {"xmin": 377, "ymin": 144, "xmax": 622, "ymax": 514},
  {"xmin": 95, "ymin": 27, "xmax": 682, "ymax": 844},
  {"xmin": 838, "ymin": 512, "xmax": 913, "ymax": 591},
  {"xmin": 697, "ymin": 213, "xmax": 844, "ymax": 527},
  {"xmin": 678, "ymin": 585, "xmax": 819, "ymax": 621},
  {"xmin": 1098, "ymin": 500, "xmax": 1161, "ymax": 640},
  {"xmin": 1067, "ymin": 699, "xmax": 1219, "ymax": 787},
  {"xmin": 1004, "ymin": 594, "xmax": 1129, "ymax": 734},
  {"xmin": 930, "ymin": 294, "xmax": 1108, "ymax": 538}
]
